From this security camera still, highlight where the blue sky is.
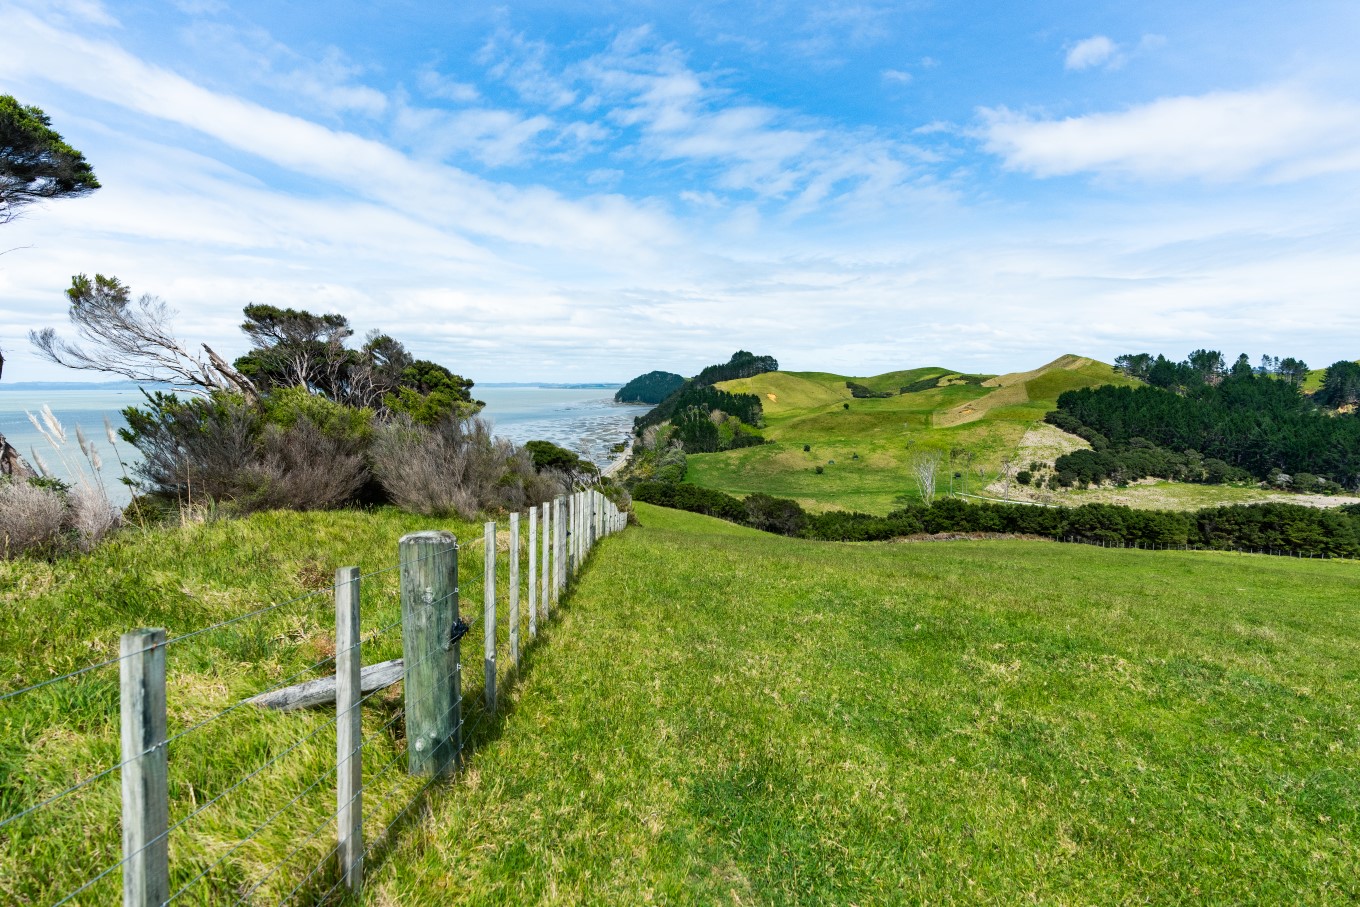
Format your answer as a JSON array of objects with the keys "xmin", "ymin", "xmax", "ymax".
[{"xmin": 2, "ymin": 0, "xmax": 1358, "ymax": 382}]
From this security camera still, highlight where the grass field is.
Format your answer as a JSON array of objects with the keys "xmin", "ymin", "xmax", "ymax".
[
  {"xmin": 687, "ymin": 356, "xmax": 1141, "ymax": 514},
  {"xmin": 368, "ymin": 503, "xmax": 1360, "ymax": 905},
  {"xmin": 0, "ymin": 507, "xmax": 516, "ymax": 905}
]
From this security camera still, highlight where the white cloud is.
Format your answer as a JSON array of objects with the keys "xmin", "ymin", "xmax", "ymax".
[
  {"xmin": 1065, "ymin": 35, "xmax": 1118, "ymax": 71},
  {"xmin": 577, "ymin": 30, "xmax": 928, "ymax": 208},
  {"xmin": 980, "ymin": 86, "xmax": 1360, "ymax": 182},
  {"xmin": 394, "ymin": 104, "xmax": 552, "ymax": 167},
  {"xmin": 418, "ymin": 69, "xmax": 480, "ymax": 104},
  {"xmin": 0, "ymin": 10, "xmax": 675, "ymax": 254},
  {"xmin": 478, "ymin": 29, "xmax": 578, "ymax": 109},
  {"xmin": 179, "ymin": 22, "xmax": 387, "ymax": 117},
  {"xmin": 881, "ymin": 69, "xmax": 913, "ymax": 85}
]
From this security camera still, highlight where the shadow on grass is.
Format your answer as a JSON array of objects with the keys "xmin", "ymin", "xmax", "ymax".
[{"xmin": 303, "ymin": 547, "xmax": 599, "ymax": 905}]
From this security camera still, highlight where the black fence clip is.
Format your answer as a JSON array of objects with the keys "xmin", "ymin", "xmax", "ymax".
[{"xmin": 449, "ymin": 617, "xmax": 470, "ymax": 646}]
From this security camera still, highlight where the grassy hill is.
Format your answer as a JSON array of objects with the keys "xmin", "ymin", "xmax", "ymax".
[
  {"xmin": 1303, "ymin": 360, "xmax": 1360, "ymax": 394},
  {"xmin": 370, "ymin": 503, "xmax": 1360, "ymax": 904},
  {"xmin": 688, "ymin": 355, "xmax": 1137, "ymax": 514}
]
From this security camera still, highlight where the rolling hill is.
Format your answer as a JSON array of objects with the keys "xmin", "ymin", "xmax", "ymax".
[{"xmin": 680, "ymin": 355, "xmax": 1135, "ymax": 513}]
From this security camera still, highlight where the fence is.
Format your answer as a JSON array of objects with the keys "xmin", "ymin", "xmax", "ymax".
[
  {"xmin": 1053, "ymin": 534, "xmax": 1360, "ymax": 561},
  {"xmin": 0, "ymin": 488, "xmax": 626, "ymax": 905}
]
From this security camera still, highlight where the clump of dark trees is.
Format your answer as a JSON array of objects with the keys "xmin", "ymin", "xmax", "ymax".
[
  {"xmin": 30, "ymin": 275, "xmax": 568, "ymax": 520},
  {"xmin": 1048, "ymin": 350, "xmax": 1360, "ymax": 492},
  {"xmin": 846, "ymin": 381, "xmax": 893, "ymax": 398},
  {"xmin": 627, "ymin": 350, "xmax": 778, "ymax": 454},
  {"xmin": 614, "ymin": 370, "xmax": 685, "ymax": 405},
  {"xmin": 632, "ymin": 481, "xmax": 1360, "ymax": 557}
]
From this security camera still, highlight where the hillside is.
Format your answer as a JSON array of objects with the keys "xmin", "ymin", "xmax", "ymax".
[
  {"xmin": 368, "ymin": 503, "xmax": 1360, "ymax": 903},
  {"xmin": 687, "ymin": 355, "xmax": 1139, "ymax": 514}
]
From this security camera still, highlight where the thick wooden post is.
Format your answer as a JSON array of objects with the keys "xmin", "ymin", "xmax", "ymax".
[
  {"xmin": 483, "ymin": 521, "xmax": 497, "ymax": 712},
  {"xmin": 335, "ymin": 567, "xmax": 363, "ymax": 891},
  {"xmin": 509, "ymin": 512, "xmax": 521, "ymax": 670},
  {"xmin": 120, "ymin": 628, "xmax": 169, "ymax": 907},
  {"xmin": 527, "ymin": 507, "xmax": 538, "ymax": 640},
  {"xmin": 399, "ymin": 530, "xmax": 460, "ymax": 775}
]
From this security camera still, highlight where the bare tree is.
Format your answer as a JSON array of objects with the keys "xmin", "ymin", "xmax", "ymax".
[
  {"xmin": 999, "ymin": 456, "xmax": 1016, "ymax": 501},
  {"xmin": 29, "ymin": 274, "xmax": 256, "ymax": 400},
  {"xmin": 909, "ymin": 450, "xmax": 943, "ymax": 504}
]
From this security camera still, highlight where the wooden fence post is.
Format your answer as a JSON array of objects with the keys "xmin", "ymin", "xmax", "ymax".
[
  {"xmin": 483, "ymin": 521, "xmax": 497, "ymax": 712},
  {"xmin": 335, "ymin": 566, "xmax": 363, "ymax": 891},
  {"xmin": 555, "ymin": 495, "xmax": 565, "ymax": 597},
  {"xmin": 542, "ymin": 501, "xmax": 552, "ymax": 621},
  {"xmin": 120, "ymin": 628, "xmax": 169, "ymax": 907},
  {"xmin": 528, "ymin": 507, "xmax": 538, "ymax": 640},
  {"xmin": 509, "ymin": 512, "xmax": 521, "ymax": 670},
  {"xmin": 399, "ymin": 530, "xmax": 460, "ymax": 775}
]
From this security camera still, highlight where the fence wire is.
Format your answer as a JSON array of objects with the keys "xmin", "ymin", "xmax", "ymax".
[{"xmin": 5, "ymin": 501, "xmax": 627, "ymax": 906}]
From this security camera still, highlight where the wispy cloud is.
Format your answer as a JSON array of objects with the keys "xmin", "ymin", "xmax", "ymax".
[
  {"xmin": 576, "ymin": 29, "xmax": 931, "ymax": 210},
  {"xmin": 180, "ymin": 22, "xmax": 388, "ymax": 117},
  {"xmin": 881, "ymin": 69, "xmax": 913, "ymax": 85},
  {"xmin": 980, "ymin": 86, "xmax": 1360, "ymax": 182}
]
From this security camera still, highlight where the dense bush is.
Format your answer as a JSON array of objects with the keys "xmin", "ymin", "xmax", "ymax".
[
  {"xmin": 692, "ymin": 350, "xmax": 778, "ymax": 386},
  {"xmin": 635, "ymin": 385, "xmax": 764, "ymax": 433},
  {"xmin": 1050, "ymin": 374, "xmax": 1360, "ymax": 487},
  {"xmin": 121, "ymin": 392, "xmax": 369, "ymax": 512},
  {"xmin": 846, "ymin": 381, "xmax": 893, "ymax": 399},
  {"xmin": 635, "ymin": 480, "xmax": 1360, "ymax": 556},
  {"xmin": 1051, "ymin": 441, "xmax": 1252, "ymax": 488},
  {"xmin": 371, "ymin": 416, "xmax": 565, "ymax": 519}
]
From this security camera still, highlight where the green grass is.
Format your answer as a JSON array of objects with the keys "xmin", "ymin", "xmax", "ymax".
[
  {"xmin": 0, "ymin": 507, "xmax": 520, "ymax": 905},
  {"xmin": 365, "ymin": 503, "xmax": 1360, "ymax": 904},
  {"xmin": 690, "ymin": 356, "xmax": 1139, "ymax": 514},
  {"xmin": 1303, "ymin": 360, "xmax": 1360, "ymax": 394}
]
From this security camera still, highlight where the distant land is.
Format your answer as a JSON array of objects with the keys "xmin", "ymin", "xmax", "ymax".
[
  {"xmin": 0, "ymin": 380, "xmax": 173, "ymax": 392},
  {"xmin": 480, "ymin": 382, "xmax": 622, "ymax": 389},
  {"xmin": 1, "ymin": 380, "xmax": 622, "ymax": 391}
]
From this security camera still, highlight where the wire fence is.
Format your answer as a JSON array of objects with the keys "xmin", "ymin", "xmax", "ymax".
[
  {"xmin": 0, "ymin": 488, "xmax": 627, "ymax": 905},
  {"xmin": 1054, "ymin": 535, "xmax": 1360, "ymax": 562}
]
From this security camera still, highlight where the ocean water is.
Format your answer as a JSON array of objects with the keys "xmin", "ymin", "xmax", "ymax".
[{"xmin": 0, "ymin": 385, "xmax": 649, "ymax": 505}]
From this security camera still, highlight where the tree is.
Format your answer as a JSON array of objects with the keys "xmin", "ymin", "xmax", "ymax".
[
  {"xmin": 909, "ymin": 450, "xmax": 942, "ymax": 504},
  {"xmin": 1, "ymin": 97, "xmax": 100, "ymax": 477},
  {"xmin": 1230, "ymin": 353, "xmax": 1253, "ymax": 379},
  {"xmin": 1186, "ymin": 349, "xmax": 1225, "ymax": 385},
  {"xmin": 1, "ymin": 95, "xmax": 100, "ymax": 225},
  {"xmin": 30, "ymin": 274, "xmax": 256, "ymax": 398},
  {"xmin": 234, "ymin": 304, "xmax": 355, "ymax": 399},
  {"xmin": 1317, "ymin": 360, "xmax": 1360, "ymax": 408},
  {"xmin": 1278, "ymin": 357, "xmax": 1309, "ymax": 387}
]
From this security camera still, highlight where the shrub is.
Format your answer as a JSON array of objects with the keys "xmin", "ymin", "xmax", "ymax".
[
  {"xmin": 371, "ymin": 416, "xmax": 564, "ymax": 519},
  {"xmin": 815, "ymin": 465, "xmax": 824, "ymax": 474},
  {"xmin": 1016, "ymin": 470, "xmax": 1032, "ymax": 486},
  {"xmin": 0, "ymin": 480, "xmax": 67, "ymax": 558},
  {"xmin": 251, "ymin": 417, "xmax": 368, "ymax": 511}
]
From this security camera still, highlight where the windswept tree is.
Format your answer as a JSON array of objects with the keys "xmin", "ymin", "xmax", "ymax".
[
  {"xmin": 2, "ymin": 96, "xmax": 100, "ymax": 477},
  {"xmin": 30, "ymin": 274, "xmax": 257, "ymax": 398},
  {"xmin": 1, "ymin": 95, "xmax": 100, "ymax": 226}
]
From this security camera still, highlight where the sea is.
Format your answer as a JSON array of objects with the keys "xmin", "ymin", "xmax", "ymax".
[{"xmin": 0, "ymin": 384, "xmax": 650, "ymax": 505}]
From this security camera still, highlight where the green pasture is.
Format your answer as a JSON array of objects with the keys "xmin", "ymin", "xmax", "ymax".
[{"xmin": 368, "ymin": 502, "xmax": 1360, "ymax": 905}]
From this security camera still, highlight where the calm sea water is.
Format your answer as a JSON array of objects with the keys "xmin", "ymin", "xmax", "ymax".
[{"xmin": 0, "ymin": 386, "xmax": 648, "ymax": 505}]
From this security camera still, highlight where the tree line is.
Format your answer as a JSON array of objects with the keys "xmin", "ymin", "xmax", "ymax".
[
  {"xmin": 632, "ymin": 481, "xmax": 1360, "ymax": 557},
  {"xmin": 1051, "ymin": 352, "xmax": 1360, "ymax": 490}
]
